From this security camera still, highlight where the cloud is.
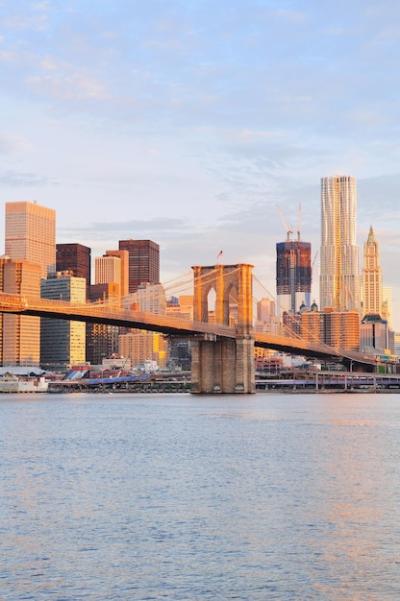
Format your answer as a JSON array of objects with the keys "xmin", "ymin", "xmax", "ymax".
[
  {"xmin": 0, "ymin": 169, "xmax": 56, "ymax": 186},
  {"xmin": 60, "ymin": 217, "xmax": 187, "ymax": 238},
  {"xmin": 27, "ymin": 70, "xmax": 109, "ymax": 101},
  {"xmin": 0, "ymin": 134, "xmax": 32, "ymax": 154}
]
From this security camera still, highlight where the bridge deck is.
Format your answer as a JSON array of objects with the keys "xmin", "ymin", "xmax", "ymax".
[{"xmin": 0, "ymin": 293, "xmax": 378, "ymax": 367}]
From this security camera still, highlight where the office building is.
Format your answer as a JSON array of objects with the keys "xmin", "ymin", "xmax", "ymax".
[
  {"xmin": 118, "ymin": 239, "xmax": 160, "ymax": 293},
  {"xmin": 5, "ymin": 201, "xmax": 56, "ymax": 277},
  {"xmin": 95, "ymin": 254, "xmax": 123, "ymax": 298},
  {"xmin": 362, "ymin": 227, "xmax": 382, "ymax": 316},
  {"xmin": 119, "ymin": 283, "xmax": 168, "ymax": 367},
  {"xmin": 119, "ymin": 330, "xmax": 167, "ymax": 369},
  {"xmin": 123, "ymin": 282, "xmax": 166, "ymax": 314},
  {"xmin": 360, "ymin": 314, "xmax": 389, "ymax": 355},
  {"xmin": 0, "ymin": 257, "xmax": 41, "ymax": 365},
  {"xmin": 300, "ymin": 306, "xmax": 360, "ymax": 352},
  {"xmin": 320, "ymin": 176, "xmax": 360, "ymax": 311},
  {"xmin": 276, "ymin": 233, "xmax": 311, "ymax": 316},
  {"xmin": 394, "ymin": 333, "xmax": 400, "ymax": 356},
  {"xmin": 104, "ymin": 250, "xmax": 129, "ymax": 298},
  {"xmin": 87, "ymin": 255, "xmax": 125, "ymax": 363},
  {"xmin": 165, "ymin": 295, "xmax": 193, "ymax": 370},
  {"xmin": 56, "ymin": 243, "xmax": 91, "ymax": 290},
  {"xmin": 86, "ymin": 277, "xmax": 120, "ymax": 364},
  {"xmin": 255, "ymin": 298, "xmax": 278, "ymax": 334},
  {"xmin": 382, "ymin": 287, "xmax": 393, "ymax": 328},
  {"xmin": 40, "ymin": 273, "xmax": 86, "ymax": 368}
]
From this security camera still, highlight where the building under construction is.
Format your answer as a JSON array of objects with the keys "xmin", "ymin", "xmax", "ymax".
[{"xmin": 276, "ymin": 232, "xmax": 312, "ymax": 317}]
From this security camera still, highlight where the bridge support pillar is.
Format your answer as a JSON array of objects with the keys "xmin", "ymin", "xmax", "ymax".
[
  {"xmin": 190, "ymin": 263, "xmax": 255, "ymax": 394},
  {"xmin": 191, "ymin": 336, "xmax": 255, "ymax": 394}
]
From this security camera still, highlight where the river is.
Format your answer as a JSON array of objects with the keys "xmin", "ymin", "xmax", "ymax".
[{"xmin": 1, "ymin": 392, "xmax": 400, "ymax": 600}]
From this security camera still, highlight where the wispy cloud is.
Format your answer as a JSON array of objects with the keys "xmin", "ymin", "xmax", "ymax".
[
  {"xmin": 0, "ymin": 169, "xmax": 56, "ymax": 186},
  {"xmin": 27, "ymin": 70, "xmax": 109, "ymax": 101},
  {"xmin": 0, "ymin": 134, "xmax": 32, "ymax": 154}
]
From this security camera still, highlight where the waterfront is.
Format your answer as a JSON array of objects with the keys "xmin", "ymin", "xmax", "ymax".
[{"xmin": 1, "ymin": 393, "xmax": 400, "ymax": 600}]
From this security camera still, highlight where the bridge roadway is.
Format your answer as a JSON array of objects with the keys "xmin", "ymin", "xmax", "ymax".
[{"xmin": 0, "ymin": 293, "xmax": 377, "ymax": 368}]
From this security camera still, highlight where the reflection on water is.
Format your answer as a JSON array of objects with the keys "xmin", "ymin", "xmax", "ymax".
[{"xmin": 1, "ymin": 393, "xmax": 400, "ymax": 600}]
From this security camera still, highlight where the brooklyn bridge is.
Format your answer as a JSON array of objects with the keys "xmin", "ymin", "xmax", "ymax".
[{"xmin": 0, "ymin": 263, "xmax": 380, "ymax": 393}]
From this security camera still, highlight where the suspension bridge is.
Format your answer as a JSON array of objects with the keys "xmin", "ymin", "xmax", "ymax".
[{"xmin": 0, "ymin": 263, "xmax": 380, "ymax": 393}]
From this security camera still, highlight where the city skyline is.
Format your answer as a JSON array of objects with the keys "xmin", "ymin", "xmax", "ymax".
[
  {"xmin": 2, "ymin": 5, "xmax": 400, "ymax": 600},
  {"xmin": 0, "ymin": 1, "xmax": 399, "ymax": 321},
  {"xmin": 0, "ymin": 187, "xmax": 395, "ymax": 320}
]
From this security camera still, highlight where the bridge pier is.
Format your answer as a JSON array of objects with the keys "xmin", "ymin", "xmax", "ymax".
[
  {"xmin": 191, "ymin": 336, "xmax": 255, "ymax": 394},
  {"xmin": 191, "ymin": 263, "xmax": 255, "ymax": 394}
]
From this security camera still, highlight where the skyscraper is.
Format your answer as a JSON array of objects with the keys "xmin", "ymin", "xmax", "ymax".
[
  {"xmin": 276, "ymin": 233, "xmax": 311, "ymax": 316},
  {"xmin": 320, "ymin": 176, "xmax": 360, "ymax": 311},
  {"xmin": 382, "ymin": 287, "xmax": 393, "ymax": 328},
  {"xmin": 86, "ymin": 254, "xmax": 124, "ymax": 364},
  {"xmin": 0, "ymin": 257, "xmax": 41, "ymax": 366},
  {"xmin": 104, "ymin": 250, "xmax": 129, "ymax": 298},
  {"xmin": 95, "ymin": 254, "xmax": 123, "ymax": 298},
  {"xmin": 300, "ymin": 306, "xmax": 360, "ymax": 352},
  {"xmin": 56, "ymin": 243, "xmax": 91, "ymax": 290},
  {"xmin": 118, "ymin": 240, "xmax": 160, "ymax": 293},
  {"xmin": 86, "ymin": 282, "xmax": 120, "ymax": 365},
  {"xmin": 255, "ymin": 298, "xmax": 278, "ymax": 334},
  {"xmin": 362, "ymin": 227, "xmax": 382, "ymax": 316},
  {"xmin": 40, "ymin": 273, "xmax": 86, "ymax": 368},
  {"xmin": 6, "ymin": 201, "xmax": 56, "ymax": 277}
]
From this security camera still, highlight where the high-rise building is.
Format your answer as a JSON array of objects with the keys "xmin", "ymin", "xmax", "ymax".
[
  {"xmin": 362, "ymin": 227, "xmax": 382, "ymax": 316},
  {"xmin": 104, "ymin": 250, "xmax": 129, "ymax": 298},
  {"xmin": 0, "ymin": 257, "xmax": 41, "ymax": 365},
  {"xmin": 40, "ymin": 273, "xmax": 86, "ymax": 368},
  {"xmin": 165, "ymin": 295, "xmax": 193, "ymax": 371},
  {"xmin": 56, "ymin": 243, "xmax": 91, "ymax": 290},
  {"xmin": 119, "ymin": 331, "xmax": 167, "ymax": 369},
  {"xmin": 320, "ymin": 176, "xmax": 360, "ymax": 311},
  {"xmin": 394, "ymin": 333, "xmax": 400, "ymax": 356},
  {"xmin": 360, "ymin": 314, "xmax": 388, "ymax": 355},
  {"xmin": 256, "ymin": 298, "xmax": 278, "ymax": 333},
  {"xmin": 381, "ymin": 287, "xmax": 393, "ymax": 329},
  {"xmin": 5, "ymin": 201, "xmax": 56, "ymax": 277},
  {"xmin": 86, "ymin": 282, "xmax": 120, "ymax": 365},
  {"xmin": 118, "ymin": 239, "xmax": 160, "ymax": 293},
  {"xmin": 276, "ymin": 233, "xmax": 311, "ymax": 316},
  {"xmin": 118, "ymin": 283, "xmax": 168, "ymax": 367},
  {"xmin": 95, "ymin": 254, "xmax": 123, "ymax": 298},
  {"xmin": 300, "ymin": 306, "xmax": 360, "ymax": 352},
  {"xmin": 257, "ymin": 298, "xmax": 276, "ymax": 322},
  {"xmin": 381, "ymin": 287, "xmax": 395, "ymax": 354},
  {"xmin": 86, "ymin": 254, "xmax": 124, "ymax": 364},
  {"xmin": 123, "ymin": 282, "xmax": 166, "ymax": 314}
]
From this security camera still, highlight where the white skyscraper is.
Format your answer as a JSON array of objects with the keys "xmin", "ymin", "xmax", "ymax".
[
  {"xmin": 362, "ymin": 226, "xmax": 382, "ymax": 316},
  {"xmin": 320, "ymin": 175, "xmax": 360, "ymax": 311}
]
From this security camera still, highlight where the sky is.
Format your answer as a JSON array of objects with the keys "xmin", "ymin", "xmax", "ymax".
[{"xmin": 0, "ymin": 0, "xmax": 400, "ymax": 322}]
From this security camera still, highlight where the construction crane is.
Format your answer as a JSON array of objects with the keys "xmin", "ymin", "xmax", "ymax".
[
  {"xmin": 296, "ymin": 202, "xmax": 302, "ymax": 241},
  {"xmin": 276, "ymin": 206, "xmax": 293, "ymax": 241}
]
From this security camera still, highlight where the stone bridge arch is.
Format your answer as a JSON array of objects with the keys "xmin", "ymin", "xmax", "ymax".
[{"xmin": 191, "ymin": 264, "xmax": 254, "ymax": 394}]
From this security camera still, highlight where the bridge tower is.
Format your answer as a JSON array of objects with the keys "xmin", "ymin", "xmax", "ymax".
[{"xmin": 191, "ymin": 264, "xmax": 255, "ymax": 394}]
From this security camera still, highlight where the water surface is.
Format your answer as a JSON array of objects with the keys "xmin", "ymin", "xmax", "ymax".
[{"xmin": 1, "ymin": 392, "xmax": 400, "ymax": 600}]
